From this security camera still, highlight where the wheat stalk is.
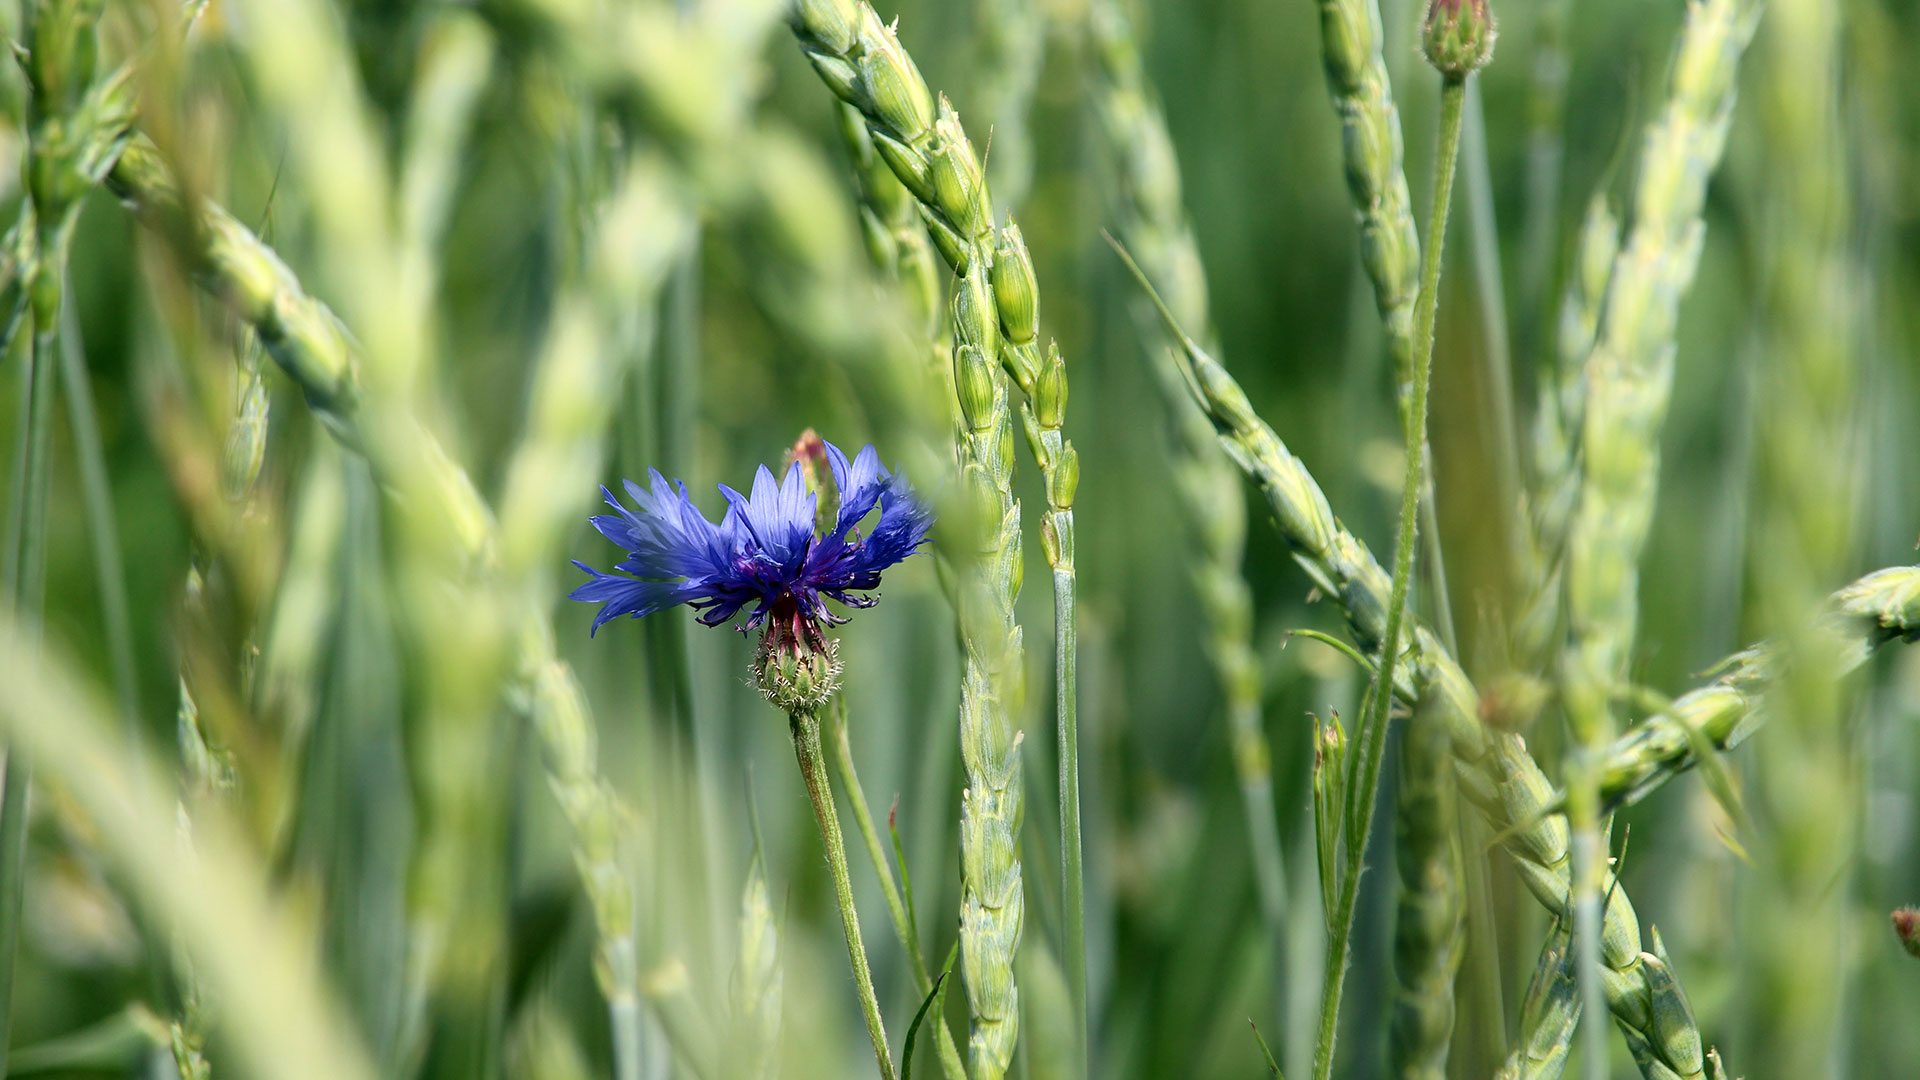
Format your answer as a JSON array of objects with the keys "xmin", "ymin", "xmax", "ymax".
[
  {"xmin": 1310, "ymin": 0, "xmax": 1458, "ymax": 647},
  {"xmin": 1741, "ymin": 5, "xmax": 1859, "ymax": 1065},
  {"xmin": 1086, "ymin": 0, "xmax": 1288, "ymax": 955},
  {"xmin": 1557, "ymin": 8, "xmax": 1760, "ymax": 1070},
  {"xmin": 1573, "ymin": 566, "xmax": 1917, "ymax": 811},
  {"xmin": 1390, "ymin": 689, "xmax": 1466, "ymax": 1080}
]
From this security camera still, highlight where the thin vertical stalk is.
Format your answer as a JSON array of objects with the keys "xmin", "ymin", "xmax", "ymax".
[
  {"xmin": 789, "ymin": 709, "xmax": 897, "ymax": 1080},
  {"xmin": 826, "ymin": 698, "xmax": 968, "ymax": 1080},
  {"xmin": 1054, "ymin": 559, "xmax": 1084, "ymax": 1073},
  {"xmin": 0, "ymin": 283, "xmax": 56, "ymax": 1063},
  {"xmin": 3, "ymin": 0, "xmax": 114, "ymax": 1047},
  {"xmin": 1312, "ymin": 74, "xmax": 1468, "ymax": 1080},
  {"xmin": 57, "ymin": 273, "xmax": 141, "ymax": 733}
]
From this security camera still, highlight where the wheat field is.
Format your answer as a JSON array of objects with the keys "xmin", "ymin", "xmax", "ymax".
[{"xmin": 0, "ymin": 0, "xmax": 1917, "ymax": 1078}]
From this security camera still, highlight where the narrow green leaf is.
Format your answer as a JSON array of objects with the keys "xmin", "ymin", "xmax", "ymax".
[
  {"xmin": 1249, "ymin": 1019, "xmax": 1284, "ymax": 1079},
  {"xmin": 901, "ymin": 946, "xmax": 957, "ymax": 1080}
]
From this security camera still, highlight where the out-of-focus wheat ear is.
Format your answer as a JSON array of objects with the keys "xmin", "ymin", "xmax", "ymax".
[
  {"xmin": 970, "ymin": 0, "xmax": 1043, "ymax": 210},
  {"xmin": 1390, "ymin": 688, "xmax": 1466, "ymax": 1080},
  {"xmin": 1515, "ymin": 192, "xmax": 1618, "ymax": 670},
  {"xmin": 730, "ymin": 849, "xmax": 781, "ymax": 1080},
  {"xmin": 1741, "ymin": 0, "xmax": 1861, "ymax": 1071},
  {"xmin": 110, "ymin": 129, "xmax": 714, "ymax": 1077},
  {"xmin": 1555, "ymin": 4, "xmax": 1759, "ymax": 1077},
  {"xmin": 0, "ymin": 618, "xmax": 383, "ymax": 1080},
  {"xmin": 1086, "ymin": 0, "xmax": 1288, "ymax": 948}
]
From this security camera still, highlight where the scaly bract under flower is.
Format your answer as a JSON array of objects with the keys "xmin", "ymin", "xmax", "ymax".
[{"xmin": 570, "ymin": 440, "xmax": 933, "ymax": 636}]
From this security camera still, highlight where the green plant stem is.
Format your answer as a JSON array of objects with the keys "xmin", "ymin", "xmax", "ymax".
[
  {"xmin": 1312, "ymin": 73, "xmax": 1468, "ymax": 1080},
  {"xmin": 825, "ymin": 699, "xmax": 967, "ymax": 1080},
  {"xmin": 1054, "ymin": 562, "xmax": 1085, "ymax": 1073},
  {"xmin": 789, "ymin": 708, "xmax": 897, "ymax": 1080},
  {"xmin": 0, "ymin": 232, "xmax": 63, "ymax": 1080},
  {"xmin": 57, "ymin": 275, "xmax": 140, "ymax": 734}
]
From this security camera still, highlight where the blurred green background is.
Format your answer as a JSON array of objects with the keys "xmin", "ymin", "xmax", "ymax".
[{"xmin": 1, "ymin": 0, "xmax": 1918, "ymax": 1077}]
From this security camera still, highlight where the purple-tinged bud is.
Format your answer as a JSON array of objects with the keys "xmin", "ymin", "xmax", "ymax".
[
  {"xmin": 1422, "ymin": 0, "xmax": 1496, "ymax": 79},
  {"xmin": 1478, "ymin": 671, "xmax": 1549, "ymax": 732},
  {"xmin": 753, "ymin": 596, "xmax": 841, "ymax": 714},
  {"xmin": 1894, "ymin": 908, "xmax": 1920, "ymax": 959},
  {"xmin": 786, "ymin": 428, "xmax": 840, "ymax": 535}
]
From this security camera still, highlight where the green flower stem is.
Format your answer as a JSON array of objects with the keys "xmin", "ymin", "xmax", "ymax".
[
  {"xmin": 57, "ymin": 275, "xmax": 140, "ymax": 736},
  {"xmin": 0, "ymin": 288, "xmax": 56, "ymax": 1065},
  {"xmin": 789, "ymin": 708, "xmax": 897, "ymax": 1080},
  {"xmin": 1312, "ymin": 73, "xmax": 1468, "ymax": 1080},
  {"xmin": 826, "ymin": 699, "xmax": 968, "ymax": 1080}
]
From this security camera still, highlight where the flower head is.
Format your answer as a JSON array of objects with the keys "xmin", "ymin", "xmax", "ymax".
[
  {"xmin": 1894, "ymin": 907, "xmax": 1920, "ymax": 960},
  {"xmin": 1423, "ymin": 0, "xmax": 1496, "ymax": 78},
  {"xmin": 569, "ymin": 438, "xmax": 934, "ymax": 641}
]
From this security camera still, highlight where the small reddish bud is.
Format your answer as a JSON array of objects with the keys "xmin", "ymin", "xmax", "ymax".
[
  {"xmin": 1423, "ymin": 0, "xmax": 1496, "ymax": 79},
  {"xmin": 1893, "ymin": 908, "xmax": 1920, "ymax": 959}
]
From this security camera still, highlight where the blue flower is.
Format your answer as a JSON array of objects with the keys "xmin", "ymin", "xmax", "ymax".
[{"xmin": 570, "ymin": 440, "xmax": 934, "ymax": 638}]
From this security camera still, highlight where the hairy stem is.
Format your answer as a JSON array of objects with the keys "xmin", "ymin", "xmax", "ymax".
[
  {"xmin": 826, "ymin": 699, "xmax": 967, "ymax": 1080},
  {"xmin": 1313, "ymin": 74, "xmax": 1468, "ymax": 1080},
  {"xmin": 789, "ymin": 709, "xmax": 896, "ymax": 1080}
]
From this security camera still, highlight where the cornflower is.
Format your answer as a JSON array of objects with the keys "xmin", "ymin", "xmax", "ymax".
[{"xmin": 571, "ymin": 437, "xmax": 933, "ymax": 711}]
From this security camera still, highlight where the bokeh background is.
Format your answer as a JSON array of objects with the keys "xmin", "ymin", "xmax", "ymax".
[{"xmin": 2, "ymin": 0, "xmax": 1918, "ymax": 1077}]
